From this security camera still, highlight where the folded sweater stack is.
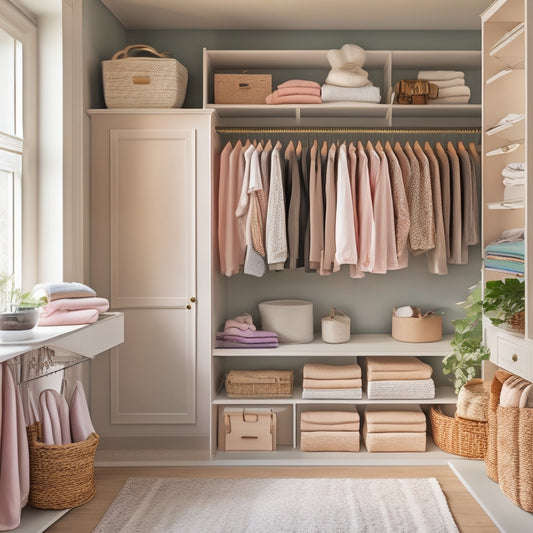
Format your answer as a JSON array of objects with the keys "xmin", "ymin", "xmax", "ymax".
[
  {"xmin": 265, "ymin": 79, "xmax": 322, "ymax": 105},
  {"xmin": 322, "ymin": 44, "xmax": 381, "ymax": 103},
  {"xmin": 501, "ymin": 162, "xmax": 525, "ymax": 203},
  {"xmin": 301, "ymin": 362, "xmax": 362, "ymax": 399},
  {"xmin": 34, "ymin": 282, "xmax": 109, "ymax": 326},
  {"xmin": 300, "ymin": 410, "xmax": 360, "ymax": 452},
  {"xmin": 484, "ymin": 229, "xmax": 525, "ymax": 275},
  {"xmin": 363, "ymin": 405, "xmax": 427, "ymax": 452},
  {"xmin": 365, "ymin": 356, "xmax": 435, "ymax": 400},
  {"xmin": 216, "ymin": 313, "xmax": 279, "ymax": 348},
  {"xmin": 417, "ymin": 70, "xmax": 471, "ymax": 104}
]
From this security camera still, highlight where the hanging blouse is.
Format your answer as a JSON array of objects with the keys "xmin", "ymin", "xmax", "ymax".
[
  {"xmin": 335, "ymin": 143, "xmax": 358, "ymax": 266},
  {"xmin": 446, "ymin": 141, "xmax": 466, "ymax": 264},
  {"xmin": 320, "ymin": 142, "xmax": 339, "ymax": 275},
  {"xmin": 297, "ymin": 141, "xmax": 311, "ymax": 270},
  {"xmin": 458, "ymin": 141, "xmax": 479, "ymax": 247},
  {"xmin": 265, "ymin": 141, "xmax": 288, "ymax": 269},
  {"xmin": 285, "ymin": 141, "xmax": 301, "ymax": 270},
  {"xmin": 424, "ymin": 142, "xmax": 448, "ymax": 275},
  {"xmin": 393, "ymin": 141, "xmax": 410, "ymax": 197},
  {"xmin": 375, "ymin": 141, "xmax": 398, "ymax": 271},
  {"xmin": 384, "ymin": 141, "xmax": 410, "ymax": 269},
  {"xmin": 348, "ymin": 142, "xmax": 364, "ymax": 279},
  {"xmin": 405, "ymin": 141, "xmax": 435, "ymax": 255},
  {"xmin": 217, "ymin": 141, "xmax": 232, "ymax": 276},
  {"xmin": 260, "ymin": 140, "xmax": 272, "ymax": 217},
  {"xmin": 357, "ymin": 141, "xmax": 375, "ymax": 273},
  {"xmin": 309, "ymin": 140, "xmax": 323, "ymax": 270},
  {"xmin": 468, "ymin": 141, "xmax": 481, "ymax": 245},
  {"xmin": 435, "ymin": 142, "xmax": 452, "ymax": 259}
]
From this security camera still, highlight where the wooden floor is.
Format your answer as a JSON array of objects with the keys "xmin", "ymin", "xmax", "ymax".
[{"xmin": 45, "ymin": 465, "xmax": 498, "ymax": 532}]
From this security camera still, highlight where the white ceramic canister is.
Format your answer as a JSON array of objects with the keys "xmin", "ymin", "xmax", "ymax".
[
  {"xmin": 258, "ymin": 299, "xmax": 314, "ymax": 343},
  {"xmin": 321, "ymin": 308, "xmax": 351, "ymax": 343}
]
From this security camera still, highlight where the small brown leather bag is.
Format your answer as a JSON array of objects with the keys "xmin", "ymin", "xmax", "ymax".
[{"xmin": 396, "ymin": 79, "xmax": 438, "ymax": 104}]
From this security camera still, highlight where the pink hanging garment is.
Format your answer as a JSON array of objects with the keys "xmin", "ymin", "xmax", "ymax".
[
  {"xmin": 285, "ymin": 141, "xmax": 301, "ymax": 270},
  {"xmin": 39, "ymin": 389, "xmax": 71, "ymax": 445},
  {"xmin": 446, "ymin": 141, "xmax": 466, "ymax": 264},
  {"xmin": 69, "ymin": 381, "xmax": 96, "ymax": 443},
  {"xmin": 356, "ymin": 141, "xmax": 375, "ymax": 273},
  {"xmin": 435, "ymin": 142, "xmax": 452, "ymax": 259},
  {"xmin": 0, "ymin": 362, "xmax": 30, "ymax": 531},
  {"xmin": 320, "ymin": 143, "xmax": 339, "ymax": 275},
  {"xmin": 348, "ymin": 142, "xmax": 364, "ymax": 279},
  {"xmin": 217, "ymin": 141, "xmax": 232, "ymax": 276}
]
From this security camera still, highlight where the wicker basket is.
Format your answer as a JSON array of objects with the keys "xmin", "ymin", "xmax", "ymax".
[
  {"xmin": 456, "ymin": 378, "xmax": 490, "ymax": 422},
  {"xmin": 497, "ymin": 405, "xmax": 533, "ymax": 512},
  {"xmin": 102, "ymin": 44, "xmax": 188, "ymax": 109},
  {"xmin": 27, "ymin": 422, "xmax": 99, "ymax": 509},
  {"xmin": 225, "ymin": 370, "xmax": 293, "ymax": 398},
  {"xmin": 485, "ymin": 369, "xmax": 512, "ymax": 481},
  {"xmin": 508, "ymin": 311, "xmax": 525, "ymax": 334},
  {"xmin": 430, "ymin": 405, "xmax": 488, "ymax": 459}
]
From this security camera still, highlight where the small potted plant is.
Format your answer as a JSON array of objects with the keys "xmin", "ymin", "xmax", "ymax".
[
  {"xmin": 0, "ymin": 272, "xmax": 46, "ymax": 341},
  {"xmin": 442, "ymin": 282, "xmax": 490, "ymax": 394},
  {"xmin": 482, "ymin": 277, "xmax": 525, "ymax": 333}
]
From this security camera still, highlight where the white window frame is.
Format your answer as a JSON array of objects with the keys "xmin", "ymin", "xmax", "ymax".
[{"xmin": 0, "ymin": 0, "xmax": 38, "ymax": 289}]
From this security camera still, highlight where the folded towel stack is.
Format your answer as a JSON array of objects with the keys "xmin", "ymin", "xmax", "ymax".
[
  {"xmin": 365, "ymin": 356, "xmax": 435, "ymax": 399},
  {"xmin": 417, "ymin": 70, "xmax": 471, "ymax": 104},
  {"xmin": 265, "ymin": 79, "xmax": 322, "ymax": 105},
  {"xmin": 33, "ymin": 282, "xmax": 110, "ymax": 326},
  {"xmin": 301, "ymin": 362, "xmax": 362, "ymax": 399},
  {"xmin": 216, "ymin": 313, "xmax": 279, "ymax": 348},
  {"xmin": 363, "ymin": 405, "xmax": 427, "ymax": 452},
  {"xmin": 300, "ymin": 410, "xmax": 360, "ymax": 452},
  {"xmin": 500, "ymin": 375, "xmax": 533, "ymax": 408},
  {"xmin": 322, "ymin": 43, "xmax": 381, "ymax": 103},
  {"xmin": 484, "ymin": 229, "xmax": 525, "ymax": 275},
  {"xmin": 501, "ymin": 161, "xmax": 525, "ymax": 202}
]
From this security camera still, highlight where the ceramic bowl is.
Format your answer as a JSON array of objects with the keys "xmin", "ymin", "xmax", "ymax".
[{"xmin": 0, "ymin": 307, "xmax": 40, "ymax": 341}]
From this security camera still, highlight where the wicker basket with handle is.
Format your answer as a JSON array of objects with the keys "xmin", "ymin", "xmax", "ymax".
[
  {"xmin": 26, "ymin": 422, "xmax": 99, "ymax": 509},
  {"xmin": 102, "ymin": 44, "xmax": 188, "ymax": 108}
]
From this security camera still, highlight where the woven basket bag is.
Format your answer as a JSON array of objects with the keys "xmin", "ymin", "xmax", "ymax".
[
  {"xmin": 456, "ymin": 378, "xmax": 490, "ymax": 422},
  {"xmin": 27, "ymin": 422, "xmax": 99, "ymax": 509},
  {"xmin": 485, "ymin": 369, "xmax": 512, "ymax": 482}
]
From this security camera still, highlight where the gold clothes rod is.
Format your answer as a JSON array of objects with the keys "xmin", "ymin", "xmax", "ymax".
[{"xmin": 215, "ymin": 127, "xmax": 481, "ymax": 134}]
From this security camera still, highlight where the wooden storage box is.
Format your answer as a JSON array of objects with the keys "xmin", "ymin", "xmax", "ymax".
[
  {"xmin": 221, "ymin": 409, "xmax": 277, "ymax": 451},
  {"xmin": 214, "ymin": 74, "xmax": 272, "ymax": 104},
  {"xmin": 225, "ymin": 369, "xmax": 293, "ymax": 398},
  {"xmin": 391, "ymin": 309, "xmax": 442, "ymax": 343}
]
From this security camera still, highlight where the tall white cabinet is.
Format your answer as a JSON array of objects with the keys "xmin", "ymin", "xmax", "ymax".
[{"xmin": 89, "ymin": 110, "xmax": 214, "ymax": 442}]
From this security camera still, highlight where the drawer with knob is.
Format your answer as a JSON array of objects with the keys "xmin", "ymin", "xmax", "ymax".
[{"xmin": 496, "ymin": 336, "xmax": 530, "ymax": 378}]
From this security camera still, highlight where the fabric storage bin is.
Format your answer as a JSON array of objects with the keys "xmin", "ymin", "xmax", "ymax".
[
  {"xmin": 222, "ymin": 409, "xmax": 276, "ymax": 451},
  {"xmin": 259, "ymin": 300, "xmax": 313, "ymax": 343},
  {"xmin": 214, "ymin": 74, "xmax": 272, "ymax": 104},
  {"xmin": 456, "ymin": 378, "xmax": 490, "ymax": 422},
  {"xmin": 391, "ymin": 307, "xmax": 442, "ymax": 342},
  {"xmin": 225, "ymin": 369, "xmax": 294, "ymax": 398},
  {"xmin": 321, "ymin": 308, "xmax": 351, "ymax": 344},
  {"xmin": 496, "ymin": 405, "xmax": 533, "ymax": 512},
  {"xmin": 102, "ymin": 44, "xmax": 188, "ymax": 108},
  {"xmin": 26, "ymin": 422, "xmax": 99, "ymax": 509},
  {"xmin": 430, "ymin": 405, "xmax": 487, "ymax": 459}
]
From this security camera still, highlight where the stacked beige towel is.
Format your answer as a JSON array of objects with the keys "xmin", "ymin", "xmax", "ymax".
[
  {"xmin": 417, "ymin": 70, "xmax": 471, "ymax": 104},
  {"xmin": 363, "ymin": 405, "xmax": 427, "ymax": 452},
  {"xmin": 365, "ymin": 356, "xmax": 435, "ymax": 399},
  {"xmin": 300, "ymin": 410, "xmax": 360, "ymax": 452},
  {"xmin": 302, "ymin": 363, "xmax": 362, "ymax": 399}
]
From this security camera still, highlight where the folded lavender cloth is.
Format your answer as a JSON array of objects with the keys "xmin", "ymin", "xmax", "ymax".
[
  {"xmin": 219, "ymin": 327, "xmax": 278, "ymax": 339},
  {"xmin": 224, "ymin": 313, "xmax": 256, "ymax": 331},
  {"xmin": 215, "ymin": 339, "xmax": 279, "ymax": 349},
  {"xmin": 216, "ymin": 334, "xmax": 278, "ymax": 344}
]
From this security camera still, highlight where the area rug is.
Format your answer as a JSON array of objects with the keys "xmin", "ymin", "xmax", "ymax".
[{"xmin": 93, "ymin": 477, "xmax": 459, "ymax": 533}]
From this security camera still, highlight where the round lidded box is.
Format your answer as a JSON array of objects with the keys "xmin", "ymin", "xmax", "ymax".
[{"xmin": 259, "ymin": 300, "xmax": 313, "ymax": 344}]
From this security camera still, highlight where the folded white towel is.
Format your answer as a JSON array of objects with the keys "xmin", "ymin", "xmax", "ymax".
[
  {"xmin": 503, "ymin": 176, "xmax": 525, "ymax": 186},
  {"xmin": 427, "ymin": 77, "xmax": 466, "ymax": 88},
  {"xmin": 321, "ymin": 83, "xmax": 381, "ymax": 103},
  {"xmin": 503, "ymin": 184, "xmax": 525, "ymax": 202},
  {"xmin": 436, "ymin": 85, "xmax": 471, "ymax": 98},
  {"xmin": 325, "ymin": 69, "xmax": 371, "ymax": 88},
  {"xmin": 302, "ymin": 388, "xmax": 363, "ymax": 399},
  {"xmin": 366, "ymin": 379, "xmax": 435, "ymax": 400},
  {"xmin": 431, "ymin": 95, "xmax": 470, "ymax": 104},
  {"xmin": 418, "ymin": 70, "xmax": 465, "ymax": 80}
]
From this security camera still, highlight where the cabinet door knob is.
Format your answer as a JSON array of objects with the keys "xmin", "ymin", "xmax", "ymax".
[
  {"xmin": 512, "ymin": 353, "xmax": 518, "ymax": 362},
  {"xmin": 189, "ymin": 296, "xmax": 196, "ymax": 303},
  {"xmin": 186, "ymin": 304, "xmax": 192, "ymax": 310}
]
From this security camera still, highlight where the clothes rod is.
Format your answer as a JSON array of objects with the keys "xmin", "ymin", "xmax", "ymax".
[{"xmin": 215, "ymin": 127, "xmax": 481, "ymax": 134}]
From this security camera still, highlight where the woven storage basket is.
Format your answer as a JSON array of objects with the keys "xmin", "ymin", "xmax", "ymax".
[
  {"xmin": 102, "ymin": 44, "xmax": 188, "ymax": 108},
  {"xmin": 27, "ymin": 422, "xmax": 99, "ymax": 509},
  {"xmin": 497, "ymin": 405, "xmax": 533, "ymax": 512},
  {"xmin": 430, "ymin": 405, "xmax": 487, "ymax": 459},
  {"xmin": 456, "ymin": 378, "xmax": 490, "ymax": 422},
  {"xmin": 508, "ymin": 311, "xmax": 525, "ymax": 334},
  {"xmin": 485, "ymin": 369, "xmax": 513, "ymax": 482},
  {"xmin": 225, "ymin": 370, "xmax": 293, "ymax": 398}
]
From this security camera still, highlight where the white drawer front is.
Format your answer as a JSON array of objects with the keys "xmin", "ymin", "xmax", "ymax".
[{"xmin": 497, "ymin": 337, "xmax": 530, "ymax": 378}]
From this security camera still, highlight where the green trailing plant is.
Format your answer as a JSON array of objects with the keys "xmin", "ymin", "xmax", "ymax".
[
  {"xmin": 442, "ymin": 282, "xmax": 490, "ymax": 394},
  {"xmin": 0, "ymin": 272, "xmax": 46, "ymax": 312},
  {"xmin": 482, "ymin": 277, "xmax": 525, "ymax": 327}
]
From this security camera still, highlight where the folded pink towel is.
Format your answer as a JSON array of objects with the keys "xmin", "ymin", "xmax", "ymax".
[
  {"xmin": 277, "ymin": 86, "xmax": 321, "ymax": 97},
  {"xmin": 70, "ymin": 381, "xmax": 96, "ymax": 442},
  {"xmin": 39, "ymin": 389, "xmax": 71, "ymax": 445},
  {"xmin": 278, "ymin": 79, "xmax": 321, "ymax": 89},
  {"xmin": 302, "ymin": 378, "xmax": 362, "ymax": 389},
  {"xmin": 33, "ymin": 281, "xmax": 96, "ymax": 301},
  {"xmin": 40, "ymin": 296, "xmax": 109, "ymax": 317},
  {"xmin": 265, "ymin": 91, "xmax": 322, "ymax": 105},
  {"xmin": 224, "ymin": 313, "xmax": 256, "ymax": 331},
  {"xmin": 38, "ymin": 308, "xmax": 99, "ymax": 326}
]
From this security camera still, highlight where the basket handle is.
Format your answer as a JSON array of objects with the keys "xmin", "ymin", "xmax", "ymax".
[{"xmin": 112, "ymin": 44, "xmax": 169, "ymax": 60}]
